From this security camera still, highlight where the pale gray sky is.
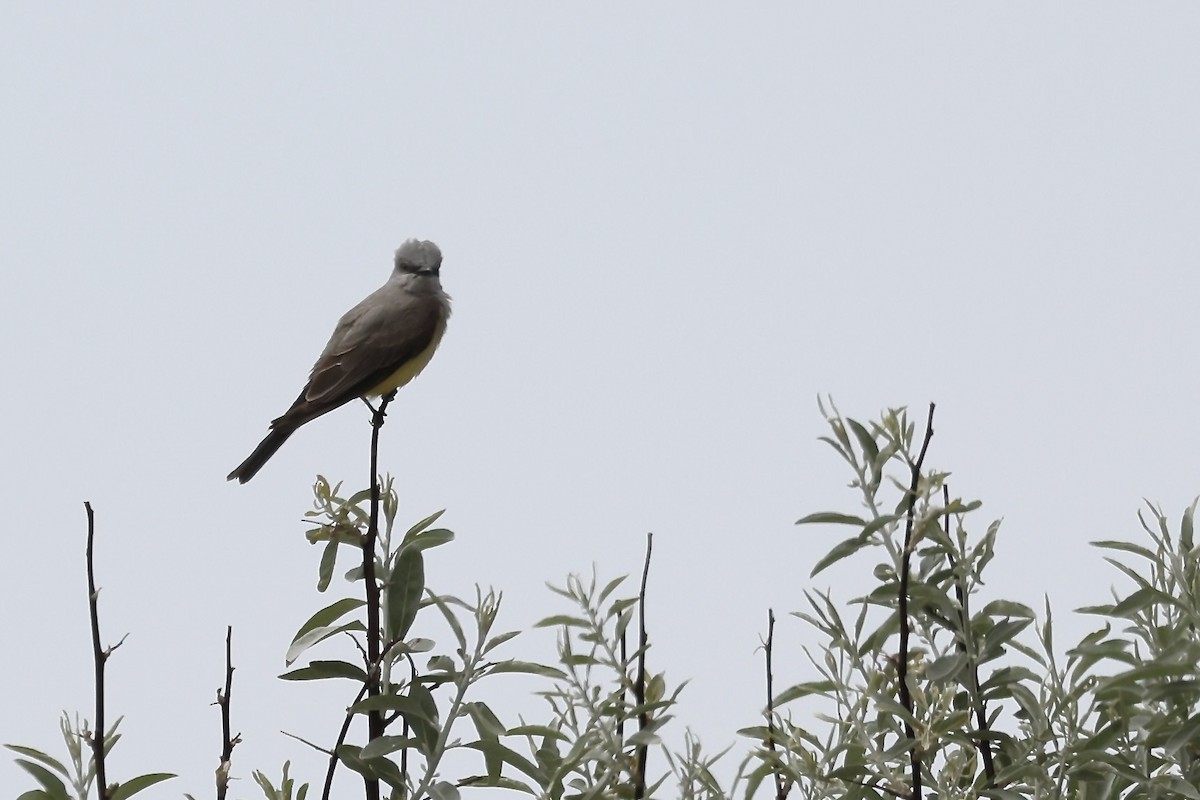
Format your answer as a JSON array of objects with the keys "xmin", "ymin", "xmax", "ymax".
[{"xmin": 4, "ymin": 4, "xmax": 1200, "ymax": 796}]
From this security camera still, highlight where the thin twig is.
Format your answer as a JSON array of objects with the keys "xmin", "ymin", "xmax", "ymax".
[
  {"xmin": 633, "ymin": 533, "xmax": 653, "ymax": 799},
  {"xmin": 361, "ymin": 390, "xmax": 396, "ymax": 800},
  {"xmin": 618, "ymin": 622, "xmax": 627, "ymax": 750},
  {"xmin": 942, "ymin": 484, "xmax": 995, "ymax": 784},
  {"xmin": 283, "ymin": 730, "xmax": 333, "ymax": 756},
  {"xmin": 321, "ymin": 678, "xmax": 375, "ymax": 800},
  {"xmin": 85, "ymin": 502, "xmax": 109, "ymax": 800},
  {"xmin": 216, "ymin": 626, "xmax": 239, "ymax": 800},
  {"xmin": 898, "ymin": 403, "xmax": 935, "ymax": 800},
  {"xmin": 320, "ymin": 638, "xmax": 403, "ymax": 800},
  {"xmin": 765, "ymin": 609, "xmax": 789, "ymax": 799}
]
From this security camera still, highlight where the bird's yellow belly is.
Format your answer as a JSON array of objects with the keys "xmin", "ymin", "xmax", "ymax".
[{"xmin": 366, "ymin": 317, "xmax": 447, "ymax": 396}]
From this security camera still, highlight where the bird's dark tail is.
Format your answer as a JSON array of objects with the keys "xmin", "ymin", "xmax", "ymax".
[{"xmin": 227, "ymin": 425, "xmax": 297, "ymax": 483}]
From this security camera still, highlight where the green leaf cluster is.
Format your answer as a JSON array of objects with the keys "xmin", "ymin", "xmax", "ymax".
[{"xmin": 11, "ymin": 405, "xmax": 1200, "ymax": 800}]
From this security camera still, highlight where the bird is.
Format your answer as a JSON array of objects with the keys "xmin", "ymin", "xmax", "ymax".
[{"xmin": 227, "ymin": 239, "xmax": 451, "ymax": 483}]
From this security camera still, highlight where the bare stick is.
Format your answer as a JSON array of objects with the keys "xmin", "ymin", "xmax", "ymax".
[
  {"xmin": 362, "ymin": 389, "xmax": 396, "ymax": 800},
  {"xmin": 216, "ymin": 626, "xmax": 239, "ymax": 800},
  {"xmin": 897, "ymin": 403, "xmax": 936, "ymax": 800},
  {"xmin": 320, "ymin": 639, "xmax": 401, "ymax": 800},
  {"xmin": 765, "ymin": 609, "xmax": 789, "ymax": 799},
  {"xmin": 618, "ymin": 624, "xmax": 627, "ymax": 750},
  {"xmin": 633, "ymin": 533, "xmax": 653, "ymax": 799},
  {"xmin": 85, "ymin": 502, "xmax": 110, "ymax": 800},
  {"xmin": 322, "ymin": 677, "xmax": 374, "ymax": 800}
]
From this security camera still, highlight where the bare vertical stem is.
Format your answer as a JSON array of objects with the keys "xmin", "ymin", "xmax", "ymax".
[
  {"xmin": 765, "ymin": 609, "xmax": 789, "ymax": 799},
  {"xmin": 362, "ymin": 389, "xmax": 396, "ymax": 800},
  {"xmin": 84, "ymin": 502, "xmax": 109, "ymax": 800},
  {"xmin": 618, "ymin": 625, "xmax": 628, "ymax": 750},
  {"xmin": 633, "ymin": 533, "xmax": 653, "ymax": 799},
  {"xmin": 216, "ymin": 626, "xmax": 238, "ymax": 800},
  {"xmin": 897, "ymin": 403, "xmax": 936, "ymax": 800},
  {"xmin": 321, "ymin": 641, "xmax": 402, "ymax": 800},
  {"xmin": 322, "ymin": 679, "xmax": 376, "ymax": 800}
]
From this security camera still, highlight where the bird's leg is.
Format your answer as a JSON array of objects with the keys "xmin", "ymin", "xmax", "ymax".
[
  {"xmin": 364, "ymin": 390, "xmax": 398, "ymax": 430},
  {"xmin": 378, "ymin": 390, "xmax": 397, "ymax": 420}
]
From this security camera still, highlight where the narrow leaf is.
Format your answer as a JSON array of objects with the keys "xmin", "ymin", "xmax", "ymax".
[
  {"xmin": 291, "ymin": 598, "xmax": 366, "ymax": 644},
  {"xmin": 285, "ymin": 622, "xmax": 364, "ymax": 666},
  {"xmin": 385, "ymin": 548, "xmax": 425, "ymax": 641},
  {"xmin": 773, "ymin": 680, "xmax": 836, "ymax": 705},
  {"xmin": 795, "ymin": 512, "xmax": 867, "ymax": 527},
  {"xmin": 359, "ymin": 735, "xmax": 417, "ymax": 759},
  {"xmin": 12, "ymin": 761, "xmax": 69, "ymax": 800},
  {"xmin": 533, "ymin": 615, "xmax": 589, "ymax": 629},
  {"xmin": 350, "ymin": 694, "xmax": 438, "ymax": 724},
  {"xmin": 461, "ymin": 740, "xmax": 545, "ymax": 785},
  {"xmin": 403, "ymin": 510, "xmax": 446, "ymax": 541},
  {"xmin": 505, "ymin": 725, "xmax": 568, "ymax": 740},
  {"xmin": 847, "ymin": 418, "xmax": 879, "ymax": 465},
  {"xmin": 110, "ymin": 774, "xmax": 176, "ymax": 800},
  {"xmin": 926, "ymin": 652, "xmax": 967, "ymax": 681},
  {"xmin": 400, "ymin": 528, "xmax": 455, "ymax": 554},
  {"xmin": 278, "ymin": 660, "xmax": 367, "ymax": 682},
  {"xmin": 317, "ymin": 536, "xmax": 339, "ymax": 592},
  {"xmin": 465, "ymin": 702, "xmax": 506, "ymax": 740},
  {"xmin": 1090, "ymin": 539, "xmax": 1158, "ymax": 561},
  {"xmin": 3, "ymin": 747, "xmax": 69, "ymax": 780},
  {"xmin": 487, "ymin": 661, "xmax": 566, "ymax": 679},
  {"xmin": 337, "ymin": 744, "xmax": 407, "ymax": 789},
  {"xmin": 483, "ymin": 631, "xmax": 520, "ymax": 653},
  {"xmin": 810, "ymin": 535, "xmax": 870, "ymax": 577}
]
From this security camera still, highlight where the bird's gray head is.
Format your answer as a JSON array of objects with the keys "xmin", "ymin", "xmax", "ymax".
[{"xmin": 394, "ymin": 239, "xmax": 442, "ymax": 277}]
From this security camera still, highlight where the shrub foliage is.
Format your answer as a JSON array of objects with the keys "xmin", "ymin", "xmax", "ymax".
[{"xmin": 9, "ymin": 403, "xmax": 1200, "ymax": 799}]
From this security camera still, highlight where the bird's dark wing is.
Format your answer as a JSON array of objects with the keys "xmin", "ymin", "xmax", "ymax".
[{"xmin": 271, "ymin": 288, "xmax": 446, "ymax": 430}]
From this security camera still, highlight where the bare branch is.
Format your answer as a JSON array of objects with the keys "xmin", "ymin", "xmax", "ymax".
[
  {"xmin": 897, "ymin": 402, "xmax": 936, "ymax": 799},
  {"xmin": 85, "ymin": 502, "xmax": 110, "ymax": 800}
]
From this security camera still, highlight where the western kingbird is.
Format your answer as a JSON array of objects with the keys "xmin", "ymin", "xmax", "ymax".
[{"xmin": 228, "ymin": 239, "xmax": 451, "ymax": 483}]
